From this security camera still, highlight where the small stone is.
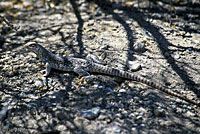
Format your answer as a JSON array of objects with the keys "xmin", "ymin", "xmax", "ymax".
[
  {"xmin": 128, "ymin": 113, "xmax": 135, "ymax": 118},
  {"xmin": 92, "ymin": 84, "xmax": 99, "ymax": 88},
  {"xmin": 98, "ymin": 85, "xmax": 105, "ymax": 89},
  {"xmin": 117, "ymin": 93, "xmax": 122, "ymax": 97},
  {"xmin": 131, "ymin": 127, "xmax": 137, "ymax": 132},
  {"xmin": 34, "ymin": 1, "xmax": 43, "ymax": 8},
  {"xmin": 136, "ymin": 115, "xmax": 143, "ymax": 120},
  {"xmin": 174, "ymin": 54, "xmax": 180, "ymax": 59},
  {"xmin": 40, "ymin": 113, "xmax": 47, "ymax": 118},
  {"xmin": 127, "ymin": 61, "xmax": 141, "ymax": 71},
  {"xmin": 23, "ymin": 0, "xmax": 32, "ymax": 7},
  {"xmin": 138, "ymin": 107, "xmax": 146, "ymax": 115},
  {"xmin": 85, "ymin": 76, "xmax": 94, "ymax": 83},
  {"xmin": 56, "ymin": 125, "xmax": 66, "ymax": 131},
  {"xmin": 79, "ymin": 86, "xmax": 85, "ymax": 91},
  {"xmin": 140, "ymin": 124, "xmax": 145, "ymax": 127},
  {"xmin": 185, "ymin": 32, "xmax": 191, "ymax": 37},
  {"xmin": 50, "ymin": 14, "xmax": 62, "ymax": 20},
  {"xmin": 132, "ymin": 123, "xmax": 138, "ymax": 127},
  {"xmin": 81, "ymin": 107, "xmax": 101, "ymax": 120},
  {"xmin": 34, "ymin": 80, "xmax": 43, "ymax": 87},
  {"xmin": 144, "ymin": 31, "xmax": 154, "ymax": 40},
  {"xmin": 20, "ymin": 92, "xmax": 26, "ymax": 97},
  {"xmin": 134, "ymin": 112, "xmax": 139, "ymax": 116},
  {"xmin": 187, "ymin": 48, "xmax": 192, "ymax": 51},
  {"xmin": 133, "ymin": 43, "xmax": 145, "ymax": 51},
  {"xmin": 152, "ymin": 13, "xmax": 162, "ymax": 19},
  {"xmin": 128, "ymin": 83, "xmax": 135, "ymax": 88},
  {"xmin": 39, "ymin": 30, "xmax": 52, "ymax": 36},
  {"xmin": 113, "ymin": 125, "xmax": 121, "ymax": 133},
  {"xmin": 119, "ymin": 89, "xmax": 126, "ymax": 93}
]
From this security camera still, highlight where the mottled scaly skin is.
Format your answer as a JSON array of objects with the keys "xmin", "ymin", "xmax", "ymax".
[
  {"xmin": 25, "ymin": 42, "xmax": 200, "ymax": 107},
  {"xmin": 89, "ymin": 63, "xmax": 200, "ymax": 106}
]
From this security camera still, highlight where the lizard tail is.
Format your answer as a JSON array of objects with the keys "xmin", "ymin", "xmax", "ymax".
[
  {"xmin": 129, "ymin": 74, "xmax": 200, "ymax": 107},
  {"xmin": 91, "ymin": 63, "xmax": 200, "ymax": 107}
]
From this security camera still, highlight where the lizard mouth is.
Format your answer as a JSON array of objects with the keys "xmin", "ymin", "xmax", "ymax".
[{"xmin": 24, "ymin": 42, "xmax": 31, "ymax": 48}]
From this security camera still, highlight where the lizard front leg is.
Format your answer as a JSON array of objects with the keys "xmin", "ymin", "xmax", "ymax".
[{"xmin": 43, "ymin": 62, "xmax": 51, "ymax": 77}]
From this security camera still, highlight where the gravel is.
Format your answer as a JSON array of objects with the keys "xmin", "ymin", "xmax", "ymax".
[{"xmin": 0, "ymin": 0, "xmax": 200, "ymax": 134}]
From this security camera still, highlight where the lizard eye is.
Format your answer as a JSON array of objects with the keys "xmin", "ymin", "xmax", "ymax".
[{"xmin": 26, "ymin": 42, "xmax": 36, "ymax": 49}]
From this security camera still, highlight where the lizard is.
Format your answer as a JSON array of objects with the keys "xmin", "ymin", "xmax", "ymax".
[{"xmin": 25, "ymin": 42, "xmax": 200, "ymax": 107}]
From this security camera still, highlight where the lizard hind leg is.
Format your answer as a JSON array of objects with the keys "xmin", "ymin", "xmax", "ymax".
[
  {"xmin": 73, "ymin": 66, "xmax": 90, "ymax": 77},
  {"xmin": 73, "ymin": 66, "xmax": 91, "ymax": 87}
]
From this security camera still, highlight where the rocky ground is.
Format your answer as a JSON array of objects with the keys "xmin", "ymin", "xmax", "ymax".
[{"xmin": 0, "ymin": 0, "xmax": 200, "ymax": 134}]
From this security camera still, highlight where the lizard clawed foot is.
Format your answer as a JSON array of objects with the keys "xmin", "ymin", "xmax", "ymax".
[
  {"xmin": 36, "ymin": 73, "xmax": 48, "ymax": 78},
  {"xmin": 76, "ymin": 76, "xmax": 95, "ymax": 87},
  {"xmin": 40, "ymin": 70, "xmax": 49, "ymax": 77},
  {"xmin": 36, "ymin": 73, "xmax": 47, "ymax": 78},
  {"xmin": 76, "ymin": 77, "xmax": 85, "ymax": 88}
]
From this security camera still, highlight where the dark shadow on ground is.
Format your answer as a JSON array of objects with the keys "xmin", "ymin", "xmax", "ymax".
[
  {"xmin": 90, "ymin": 0, "xmax": 137, "ymax": 62},
  {"xmin": 70, "ymin": 0, "xmax": 84, "ymax": 56},
  {"xmin": 91, "ymin": 0, "xmax": 200, "ymax": 98}
]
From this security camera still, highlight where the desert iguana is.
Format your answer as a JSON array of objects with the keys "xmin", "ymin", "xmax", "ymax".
[{"xmin": 25, "ymin": 42, "xmax": 200, "ymax": 107}]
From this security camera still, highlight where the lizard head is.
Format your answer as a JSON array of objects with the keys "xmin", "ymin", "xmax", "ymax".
[{"xmin": 25, "ymin": 42, "xmax": 43, "ymax": 55}]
